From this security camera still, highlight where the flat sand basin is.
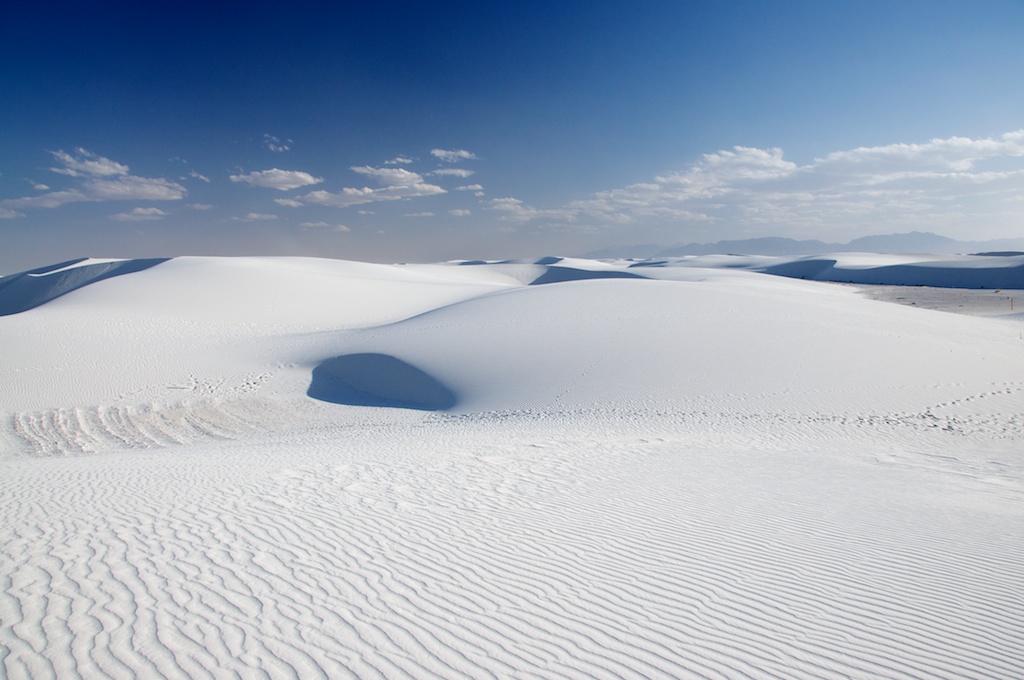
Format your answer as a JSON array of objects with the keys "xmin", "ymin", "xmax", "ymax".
[{"xmin": 844, "ymin": 283, "xmax": 1024, "ymax": 318}]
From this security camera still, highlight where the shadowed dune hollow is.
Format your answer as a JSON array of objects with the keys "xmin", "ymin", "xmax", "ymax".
[{"xmin": 308, "ymin": 353, "xmax": 457, "ymax": 411}]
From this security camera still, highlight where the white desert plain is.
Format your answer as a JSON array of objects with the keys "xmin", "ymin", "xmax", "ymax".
[{"xmin": 2, "ymin": 252, "xmax": 1023, "ymax": 678}]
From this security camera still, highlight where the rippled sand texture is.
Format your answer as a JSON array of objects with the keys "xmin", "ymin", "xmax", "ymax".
[{"xmin": 2, "ymin": 255, "xmax": 1023, "ymax": 678}]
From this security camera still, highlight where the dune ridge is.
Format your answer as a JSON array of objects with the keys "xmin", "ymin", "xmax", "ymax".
[{"xmin": 0, "ymin": 257, "xmax": 169, "ymax": 316}]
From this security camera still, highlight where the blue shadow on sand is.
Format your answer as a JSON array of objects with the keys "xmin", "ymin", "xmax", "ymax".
[
  {"xmin": 530, "ymin": 267, "xmax": 644, "ymax": 285},
  {"xmin": 0, "ymin": 258, "xmax": 170, "ymax": 316},
  {"xmin": 308, "ymin": 353, "xmax": 457, "ymax": 411}
]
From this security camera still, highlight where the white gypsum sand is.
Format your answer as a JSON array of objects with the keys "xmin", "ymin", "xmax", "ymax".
[{"xmin": 1, "ymin": 255, "xmax": 1023, "ymax": 679}]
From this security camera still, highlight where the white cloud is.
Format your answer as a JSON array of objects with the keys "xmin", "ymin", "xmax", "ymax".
[
  {"xmin": 495, "ymin": 130, "xmax": 1024, "ymax": 239},
  {"xmin": 0, "ymin": 207, "xmax": 24, "ymax": 218},
  {"xmin": 233, "ymin": 212, "xmax": 278, "ymax": 221},
  {"xmin": 26, "ymin": 180, "xmax": 49, "ymax": 190},
  {"xmin": 486, "ymin": 197, "xmax": 576, "ymax": 223},
  {"xmin": 243, "ymin": 164, "xmax": 448, "ymax": 210},
  {"xmin": 351, "ymin": 166, "xmax": 427, "ymax": 186},
  {"xmin": 49, "ymin": 148, "xmax": 129, "ymax": 177},
  {"xmin": 300, "ymin": 221, "xmax": 351, "ymax": 232},
  {"xmin": 87, "ymin": 175, "xmax": 188, "ymax": 201},
  {"xmin": 230, "ymin": 168, "xmax": 322, "ymax": 191},
  {"xmin": 2, "ymin": 149, "xmax": 187, "ymax": 210},
  {"xmin": 188, "ymin": 203, "xmax": 213, "ymax": 210},
  {"xmin": 432, "ymin": 168, "xmax": 475, "ymax": 178},
  {"xmin": 431, "ymin": 148, "xmax": 478, "ymax": 163},
  {"xmin": 112, "ymin": 207, "xmax": 169, "ymax": 221},
  {"xmin": 818, "ymin": 131, "xmax": 1024, "ymax": 173},
  {"xmin": 300, "ymin": 188, "xmax": 383, "ymax": 208},
  {"xmin": 404, "ymin": 212, "xmax": 434, "ymax": 217},
  {"xmin": 296, "ymin": 166, "xmax": 446, "ymax": 208},
  {"xmin": 488, "ymin": 197, "xmax": 525, "ymax": 211},
  {"xmin": 455, "ymin": 184, "xmax": 483, "ymax": 191},
  {"xmin": 449, "ymin": 209, "xmax": 471, "ymax": 217},
  {"xmin": 384, "ymin": 156, "xmax": 413, "ymax": 165},
  {"xmin": 263, "ymin": 134, "xmax": 292, "ymax": 153},
  {"xmin": 184, "ymin": 170, "xmax": 210, "ymax": 183},
  {"xmin": 5, "ymin": 190, "xmax": 89, "ymax": 209}
]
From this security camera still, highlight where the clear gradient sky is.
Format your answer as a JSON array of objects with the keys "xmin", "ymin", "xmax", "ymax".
[{"xmin": 2, "ymin": 1, "xmax": 1023, "ymax": 272}]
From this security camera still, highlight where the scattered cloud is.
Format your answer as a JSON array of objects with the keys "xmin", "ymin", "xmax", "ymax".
[
  {"xmin": 263, "ymin": 134, "xmax": 292, "ymax": 153},
  {"xmin": 351, "ymin": 166, "xmax": 426, "ymax": 186},
  {"xmin": 483, "ymin": 196, "xmax": 581, "ymax": 223},
  {"xmin": 230, "ymin": 168, "xmax": 322, "ymax": 191},
  {"xmin": 817, "ymin": 131, "xmax": 1024, "ymax": 172},
  {"xmin": 87, "ymin": 176, "xmax": 188, "ymax": 202},
  {"xmin": 4, "ymin": 190, "xmax": 88, "ymax": 209},
  {"xmin": 296, "ymin": 165, "xmax": 446, "ymax": 208},
  {"xmin": 49, "ymin": 148, "xmax": 129, "ymax": 177},
  {"xmin": 300, "ymin": 188, "xmax": 377, "ymax": 208},
  {"xmin": 112, "ymin": 207, "xmax": 169, "ymax": 221},
  {"xmin": 432, "ymin": 168, "xmax": 475, "ymax": 178},
  {"xmin": 492, "ymin": 130, "xmax": 1024, "ymax": 238},
  {"xmin": 233, "ymin": 212, "xmax": 278, "ymax": 221},
  {"xmin": 300, "ymin": 221, "xmax": 350, "ymax": 232},
  {"xmin": 431, "ymin": 148, "xmax": 478, "ymax": 163},
  {"xmin": 486, "ymin": 197, "xmax": 576, "ymax": 223},
  {"xmin": 302, "ymin": 183, "xmax": 446, "ymax": 207},
  {"xmin": 1, "ymin": 149, "xmax": 187, "ymax": 210},
  {"xmin": 9, "ymin": 133, "xmax": 1020, "ymax": 244}
]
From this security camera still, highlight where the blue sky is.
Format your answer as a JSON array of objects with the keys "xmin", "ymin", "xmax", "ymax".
[{"xmin": 2, "ymin": 1, "xmax": 1023, "ymax": 272}]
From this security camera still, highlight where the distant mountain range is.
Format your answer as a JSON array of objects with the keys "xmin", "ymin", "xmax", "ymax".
[{"xmin": 582, "ymin": 231, "xmax": 1024, "ymax": 259}]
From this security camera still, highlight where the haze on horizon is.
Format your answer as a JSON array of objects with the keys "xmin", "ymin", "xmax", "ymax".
[{"xmin": 2, "ymin": 0, "xmax": 1023, "ymax": 273}]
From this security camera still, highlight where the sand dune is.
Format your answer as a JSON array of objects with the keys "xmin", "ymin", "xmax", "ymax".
[
  {"xmin": 631, "ymin": 251, "xmax": 1024, "ymax": 290},
  {"xmin": 2, "ymin": 255, "xmax": 1023, "ymax": 678}
]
